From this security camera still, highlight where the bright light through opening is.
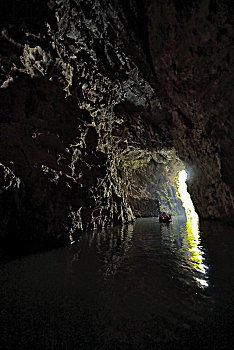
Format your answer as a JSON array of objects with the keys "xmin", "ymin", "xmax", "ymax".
[
  {"xmin": 177, "ymin": 170, "xmax": 208, "ymax": 287},
  {"xmin": 177, "ymin": 170, "xmax": 198, "ymax": 223}
]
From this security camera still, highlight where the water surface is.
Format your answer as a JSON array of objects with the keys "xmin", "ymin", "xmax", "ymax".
[{"xmin": 0, "ymin": 217, "xmax": 234, "ymax": 349}]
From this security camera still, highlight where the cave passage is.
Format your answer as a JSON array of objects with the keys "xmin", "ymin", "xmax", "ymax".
[{"xmin": 0, "ymin": 0, "xmax": 234, "ymax": 347}]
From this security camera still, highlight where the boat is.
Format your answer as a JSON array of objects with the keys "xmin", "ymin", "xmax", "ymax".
[{"xmin": 159, "ymin": 214, "xmax": 172, "ymax": 223}]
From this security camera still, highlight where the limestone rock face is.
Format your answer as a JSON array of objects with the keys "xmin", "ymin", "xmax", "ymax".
[
  {"xmin": 0, "ymin": 0, "xmax": 233, "ymax": 254},
  {"xmin": 146, "ymin": 0, "xmax": 234, "ymax": 218}
]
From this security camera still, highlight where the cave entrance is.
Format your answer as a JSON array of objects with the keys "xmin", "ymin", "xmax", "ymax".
[{"xmin": 176, "ymin": 170, "xmax": 199, "ymax": 224}]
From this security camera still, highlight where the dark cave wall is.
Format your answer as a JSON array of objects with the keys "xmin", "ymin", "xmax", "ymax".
[
  {"xmin": 0, "ymin": 0, "xmax": 233, "ymax": 254},
  {"xmin": 145, "ymin": 0, "xmax": 234, "ymax": 218},
  {"xmin": 0, "ymin": 0, "xmax": 147, "ymax": 252},
  {"xmin": 0, "ymin": 75, "xmax": 109, "ymax": 250}
]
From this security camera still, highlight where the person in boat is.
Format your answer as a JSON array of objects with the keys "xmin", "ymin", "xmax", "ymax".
[
  {"xmin": 159, "ymin": 214, "xmax": 171, "ymax": 222},
  {"xmin": 69, "ymin": 233, "xmax": 76, "ymax": 245}
]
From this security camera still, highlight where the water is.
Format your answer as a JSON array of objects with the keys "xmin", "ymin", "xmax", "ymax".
[{"xmin": 0, "ymin": 217, "xmax": 234, "ymax": 349}]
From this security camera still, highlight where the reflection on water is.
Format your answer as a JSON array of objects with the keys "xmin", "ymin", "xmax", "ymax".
[
  {"xmin": 70, "ymin": 225, "xmax": 134, "ymax": 281},
  {"xmin": 159, "ymin": 218, "xmax": 209, "ymax": 290},
  {"xmin": 0, "ymin": 218, "xmax": 234, "ymax": 349},
  {"xmin": 176, "ymin": 170, "xmax": 208, "ymax": 288},
  {"xmin": 186, "ymin": 220, "xmax": 209, "ymax": 287}
]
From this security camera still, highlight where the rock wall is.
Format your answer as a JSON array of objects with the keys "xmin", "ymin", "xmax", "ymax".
[
  {"xmin": 0, "ymin": 0, "xmax": 233, "ymax": 255},
  {"xmin": 146, "ymin": 0, "xmax": 234, "ymax": 218}
]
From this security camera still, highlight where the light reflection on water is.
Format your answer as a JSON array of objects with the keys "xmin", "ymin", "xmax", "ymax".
[
  {"xmin": 1, "ymin": 218, "xmax": 234, "ymax": 349},
  {"xmin": 160, "ymin": 218, "xmax": 209, "ymax": 290},
  {"xmin": 176, "ymin": 170, "xmax": 209, "ymax": 288},
  {"xmin": 68, "ymin": 218, "xmax": 212, "ymax": 324},
  {"xmin": 186, "ymin": 219, "xmax": 209, "ymax": 287}
]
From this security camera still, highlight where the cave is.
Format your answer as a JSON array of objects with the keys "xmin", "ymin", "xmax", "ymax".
[
  {"xmin": 0, "ymin": 0, "xmax": 234, "ymax": 348},
  {"xmin": 1, "ymin": 0, "xmax": 233, "ymax": 254}
]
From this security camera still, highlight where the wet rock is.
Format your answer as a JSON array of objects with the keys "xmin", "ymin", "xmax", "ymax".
[{"xmin": 0, "ymin": 0, "xmax": 233, "ymax": 254}]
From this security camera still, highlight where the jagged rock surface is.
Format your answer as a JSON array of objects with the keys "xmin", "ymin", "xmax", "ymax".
[{"xmin": 0, "ymin": 0, "xmax": 233, "ymax": 255}]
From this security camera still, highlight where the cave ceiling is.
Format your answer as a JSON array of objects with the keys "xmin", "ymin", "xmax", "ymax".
[{"xmin": 0, "ymin": 0, "xmax": 233, "ymax": 252}]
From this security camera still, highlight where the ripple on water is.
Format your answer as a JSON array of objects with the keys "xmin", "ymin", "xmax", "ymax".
[{"xmin": 1, "ymin": 217, "xmax": 233, "ymax": 349}]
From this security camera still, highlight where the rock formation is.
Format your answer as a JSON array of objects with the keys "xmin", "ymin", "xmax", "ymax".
[{"xmin": 0, "ymin": 0, "xmax": 233, "ymax": 255}]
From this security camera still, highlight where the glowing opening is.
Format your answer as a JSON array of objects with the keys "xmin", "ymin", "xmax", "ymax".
[
  {"xmin": 176, "ymin": 170, "xmax": 208, "ymax": 287},
  {"xmin": 177, "ymin": 170, "xmax": 198, "ymax": 223}
]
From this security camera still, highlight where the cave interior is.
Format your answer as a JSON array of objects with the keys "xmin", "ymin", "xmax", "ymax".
[{"xmin": 0, "ymin": 0, "xmax": 233, "ymax": 255}]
